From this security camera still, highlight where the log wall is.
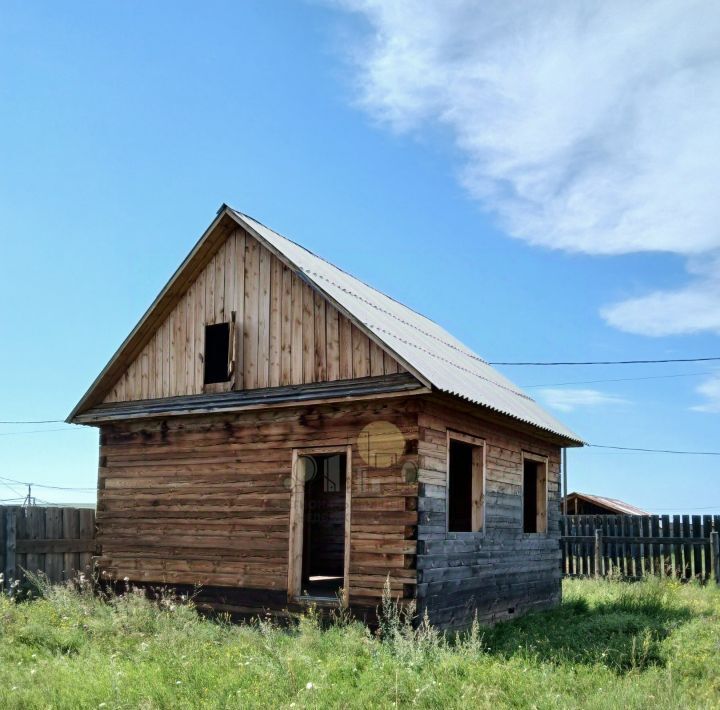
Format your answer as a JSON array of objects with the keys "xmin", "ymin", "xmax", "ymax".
[
  {"xmin": 96, "ymin": 397, "xmax": 419, "ymax": 611},
  {"xmin": 416, "ymin": 398, "xmax": 562, "ymax": 631},
  {"xmin": 104, "ymin": 227, "xmax": 402, "ymax": 403}
]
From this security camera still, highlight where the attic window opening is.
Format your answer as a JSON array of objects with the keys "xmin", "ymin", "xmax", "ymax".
[
  {"xmin": 447, "ymin": 432, "xmax": 484, "ymax": 533},
  {"xmin": 203, "ymin": 323, "xmax": 231, "ymax": 385}
]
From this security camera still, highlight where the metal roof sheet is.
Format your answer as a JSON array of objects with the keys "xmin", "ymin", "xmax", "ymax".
[
  {"xmin": 232, "ymin": 209, "xmax": 582, "ymax": 444},
  {"xmin": 566, "ymin": 492, "xmax": 649, "ymax": 516}
]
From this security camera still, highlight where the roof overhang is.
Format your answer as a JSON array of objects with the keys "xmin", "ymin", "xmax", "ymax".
[{"xmin": 74, "ymin": 373, "xmax": 429, "ymax": 425}]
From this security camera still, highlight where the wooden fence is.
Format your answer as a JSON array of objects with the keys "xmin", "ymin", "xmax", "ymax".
[
  {"xmin": 1, "ymin": 506, "xmax": 96, "ymax": 587},
  {"xmin": 561, "ymin": 514, "xmax": 720, "ymax": 582}
]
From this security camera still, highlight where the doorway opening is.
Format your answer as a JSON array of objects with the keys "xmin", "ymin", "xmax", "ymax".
[{"xmin": 300, "ymin": 452, "xmax": 347, "ymax": 599}]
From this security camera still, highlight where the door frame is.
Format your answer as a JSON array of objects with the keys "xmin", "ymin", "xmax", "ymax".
[{"xmin": 288, "ymin": 445, "xmax": 352, "ymax": 605}]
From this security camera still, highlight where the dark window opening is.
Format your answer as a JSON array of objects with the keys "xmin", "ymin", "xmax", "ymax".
[
  {"xmin": 448, "ymin": 440, "xmax": 480, "ymax": 532},
  {"xmin": 203, "ymin": 323, "xmax": 231, "ymax": 384},
  {"xmin": 523, "ymin": 460, "xmax": 538, "ymax": 533},
  {"xmin": 301, "ymin": 453, "xmax": 346, "ymax": 598},
  {"xmin": 448, "ymin": 440, "xmax": 472, "ymax": 531},
  {"xmin": 523, "ymin": 458, "xmax": 547, "ymax": 533}
]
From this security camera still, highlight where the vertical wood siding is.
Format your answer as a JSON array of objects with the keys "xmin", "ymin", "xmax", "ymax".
[{"xmin": 104, "ymin": 229, "xmax": 404, "ymax": 403}]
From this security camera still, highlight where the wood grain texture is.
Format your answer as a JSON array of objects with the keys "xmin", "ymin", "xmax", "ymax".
[
  {"xmin": 416, "ymin": 396, "xmax": 562, "ymax": 630},
  {"xmin": 104, "ymin": 229, "xmax": 403, "ymax": 403},
  {"xmin": 96, "ymin": 398, "xmax": 420, "ymax": 602}
]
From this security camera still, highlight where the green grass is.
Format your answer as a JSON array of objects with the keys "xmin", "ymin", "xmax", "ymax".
[{"xmin": 0, "ymin": 577, "xmax": 719, "ymax": 709}]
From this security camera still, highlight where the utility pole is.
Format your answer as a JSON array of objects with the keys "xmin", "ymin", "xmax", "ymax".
[{"xmin": 23, "ymin": 484, "xmax": 35, "ymax": 507}]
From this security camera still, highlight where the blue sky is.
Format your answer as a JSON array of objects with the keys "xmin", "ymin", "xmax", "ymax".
[{"xmin": 0, "ymin": 1, "xmax": 718, "ymax": 512}]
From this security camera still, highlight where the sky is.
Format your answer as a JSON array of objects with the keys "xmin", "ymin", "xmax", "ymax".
[{"xmin": 0, "ymin": 0, "xmax": 718, "ymax": 512}]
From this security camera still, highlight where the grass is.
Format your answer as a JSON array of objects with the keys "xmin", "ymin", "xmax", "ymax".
[{"xmin": 0, "ymin": 576, "xmax": 718, "ymax": 709}]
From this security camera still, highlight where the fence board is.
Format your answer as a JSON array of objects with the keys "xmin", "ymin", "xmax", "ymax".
[{"xmin": 561, "ymin": 514, "xmax": 719, "ymax": 584}]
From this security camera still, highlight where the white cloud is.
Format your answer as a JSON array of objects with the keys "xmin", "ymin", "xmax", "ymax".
[
  {"xmin": 601, "ymin": 256, "xmax": 720, "ymax": 335},
  {"xmin": 691, "ymin": 373, "xmax": 720, "ymax": 412},
  {"xmin": 537, "ymin": 388, "xmax": 629, "ymax": 412},
  {"xmin": 333, "ymin": 0, "xmax": 720, "ymax": 333}
]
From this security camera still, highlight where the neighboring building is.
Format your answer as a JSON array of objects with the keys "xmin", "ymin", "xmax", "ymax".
[
  {"xmin": 564, "ymin": 492, "xmax": 649, "ymax": 516},
  {"xmin": 68, "ymin": 205, "xmax": 582, "ymax": 630}
]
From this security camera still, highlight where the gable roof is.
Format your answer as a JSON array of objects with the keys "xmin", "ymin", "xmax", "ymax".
[
  {"xmin": 68, "ymin": 205, "xmax": 582, "ymax": 444},
  {"xmin": 565, "ymin": 492, "xmax": 649, "ymax": 516}
]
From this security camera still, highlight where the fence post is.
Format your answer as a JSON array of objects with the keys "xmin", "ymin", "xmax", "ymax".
[
  {"xmin": 711, "ymin": 531, "xmax": 719, "ymax": 584},
  {"xmin": 4, "ymin": 508, "xmax": 16, "ymax": 591},
  {"xmin": 594, "ymin": 529, "xmax": 602, "ymax": 578}
]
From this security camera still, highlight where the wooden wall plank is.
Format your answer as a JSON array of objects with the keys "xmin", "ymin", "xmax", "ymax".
[
  {"xmin": 178, "ymin": 287, "xmax": 188, "ymax": 396},
  {"xmin": 302, "ymin": 282, "xmax": 315, "ymax": 384},
  {"xmin": 280, "ymin": 265, "xmax": 292, "ymax": 385},
  {"xmin": 257, "ymin": 246, "xmax": 271, "ymax": 389},
  {"xmin": 314, "ymin": 291, "xmax": 327, "ymax": 381},
  {"xmin": 370, "ymin": 341, "xmax": 384, "ymax": 378},
  {"xmin": 194, "ymin": 270, "xmax": 206, "ymax": 392},
  {"xmin": 234, "ymin": 231, "xmax": 246, "ymax": 390},
  {"xmin": 269, "ymin": 256, "xmax": 282, "ymax": 388},
  {"xmin": 351, "ymin": 324, "xmax": 370, "ymax": 379},
  {"xmin": 214, "ymin": 241, "xmax": 226, "ymax": 324},
  {"xmin": 291, "ymin": 273, "xmax": 304, "ymax": 385},
  {"xmin": 243, "ymin": 237, "xmax": 260, "ymax": 390},
  {"xmin": 339, "ymin": 314, "xmax": 353, "ymax": 380},
  {"xmin": 326, "ymin": 305, "xmax": 340, "ymax": 381}
]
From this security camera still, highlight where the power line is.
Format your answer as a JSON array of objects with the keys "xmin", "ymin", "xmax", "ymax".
[
  {"xmin": 587, "ymin": 443, "xmax": 720, "ymax": 456},
  {"xmin": 652, "ymin": 505, "xmax": 720, "ymax": 511},
  {"xmin": 0, "ymin": 428, "xmax": 83, "ymax": 437},
  {"xmin": 0, "ymin": 419, "xmax": 65, "ymax": 424},
  {"xmin": 523, "ymin": 370, "xmax": 717, "ymax": 388},
  {"xmin": 0, "ymin": 474, "xmax": 96, "ymax": 492},
  {"xmin": 491, "ymin": 356, "xmax": 720, "ymax": 366}
]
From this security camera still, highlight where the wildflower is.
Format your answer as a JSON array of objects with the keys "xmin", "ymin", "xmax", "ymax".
[
  {"xmin": 176, "ymin": 681, "xmax": 182, "ymax": 685},
  {"xmin": 306, "ymin": 682, "xmax": 315, "ymax": 690},
  {"xmin": 30, "ymin": 669, "xmax": 36, "ymax": 676}
]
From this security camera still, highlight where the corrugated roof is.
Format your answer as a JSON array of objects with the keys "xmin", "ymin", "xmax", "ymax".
[
  {"xmin": 566, "ymin": 492, "xmax": 649, "ymax": 516},
  {"xmin": 231, "ymin": 208, "xmax": 582, "ymax": 444}
]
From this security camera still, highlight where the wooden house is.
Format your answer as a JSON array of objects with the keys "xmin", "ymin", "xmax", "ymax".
[
  {"xmin": 68, "ymin": 205, "xmax": 582, "ymax": 630},
  {"xmin": 564, "ymin": 492, "xmax": 648, "ymax": 516}
]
